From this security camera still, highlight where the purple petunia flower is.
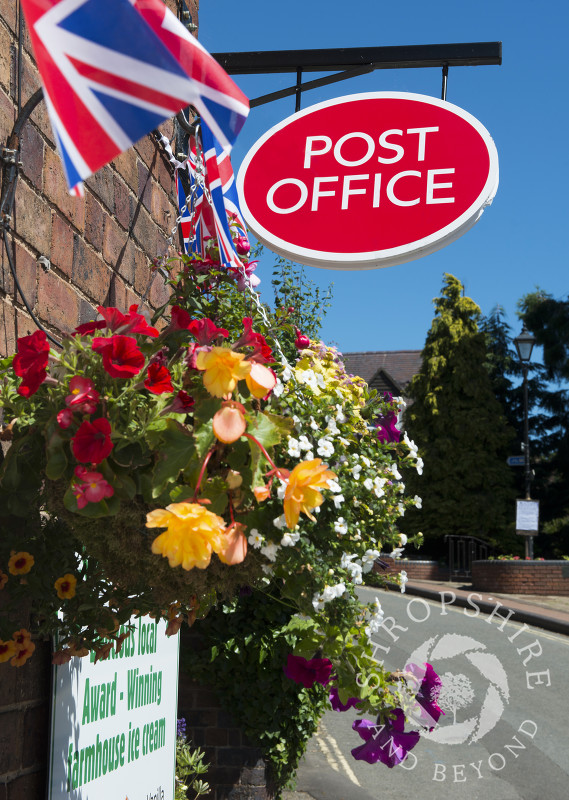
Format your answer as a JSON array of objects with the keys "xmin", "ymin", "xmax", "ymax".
[
  {"xmin": 404, "ymin": 662, "xmax": 444, "ymax": 731},
  {"xmin": 329, "ymin": 687, "xmax": 361, "ymax": 712},
  {"xmin": 283, "ymin": 654, "xmax": 333, "ymax": 689},
  {"xmin": 351, "ymin": 709, "xmax": 420, "ymax": 767}
]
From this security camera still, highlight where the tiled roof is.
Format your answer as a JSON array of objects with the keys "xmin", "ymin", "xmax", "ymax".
[{"xmin": 342, "ymin": 350, "xmax": 422, "ymax": 394}]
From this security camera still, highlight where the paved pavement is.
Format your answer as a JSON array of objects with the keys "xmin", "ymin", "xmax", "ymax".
[{"xmin": 282, "ymin": 578, "xmax": 569, "ymax": 800}]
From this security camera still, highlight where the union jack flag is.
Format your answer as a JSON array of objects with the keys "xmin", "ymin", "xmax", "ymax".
[
  {"xmin": 20, "ymin": 0, "xmax": 249, "ymax": 195},
  {"xmin": 179, "ymin": 122, "xmax": 248, "ymax": 273}
]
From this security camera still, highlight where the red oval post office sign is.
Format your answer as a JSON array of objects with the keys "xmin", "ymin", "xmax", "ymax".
[{"xmin": 236, "ymin": 92, "xmax": 499, "ymax": 270}]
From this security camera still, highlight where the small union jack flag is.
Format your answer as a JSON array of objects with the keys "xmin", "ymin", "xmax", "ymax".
[
  {"xmin": 178, "ymin": 122, "xmax": 246, "ymax": 267},
  {"xmin": 20, "ymin": 0, "xmax": 249, "ymax": 195}
]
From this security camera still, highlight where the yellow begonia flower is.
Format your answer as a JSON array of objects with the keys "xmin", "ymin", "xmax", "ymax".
[
  {"xmin": 8, "ymin": 551, "xmax": 34, "ymax": 576},
  {"xmin": 283, "ymin": 458, "xmax": 337, "ymax": 529},
  {"xmin": 196, "ymin": 347, "xmax": 251, "ymax": 398},
  {"xmin": 146, "ymin": 502, "xmax": 229, "ymax": 570},
  {"xmin": 54, "ymin": 574, "xmax": 77, "ymax": 600}
]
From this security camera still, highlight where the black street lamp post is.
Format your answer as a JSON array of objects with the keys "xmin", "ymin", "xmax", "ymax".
[{"xmin": 514, "ymin": 324, "xmax": 537, "ymax": 558}]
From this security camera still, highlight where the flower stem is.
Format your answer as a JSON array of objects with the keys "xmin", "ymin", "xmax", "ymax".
[
  {"xmin": 243, "ymin": 433, "xmax": 286, "ymax": 479},
  {"xmin": 193, "ymin": 447, "xmax": 215, "ymax": 500}
]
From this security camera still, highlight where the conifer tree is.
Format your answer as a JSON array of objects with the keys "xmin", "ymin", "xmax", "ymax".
[{"xmin": 402, "ymin": 274, "xmax": 515, "ymax": 553}]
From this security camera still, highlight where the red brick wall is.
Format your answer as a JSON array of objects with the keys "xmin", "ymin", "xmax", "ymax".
[
  {"xmin": 472, "ymin": 560, "xmax": 569, "ymax": 595},
  {"xmin": 0, "ymin": 0, "xmax": 199, "ymax": 356},
  {"xmin": 375, "ymin": 559, "xmax": 450, "ymax": 582}
]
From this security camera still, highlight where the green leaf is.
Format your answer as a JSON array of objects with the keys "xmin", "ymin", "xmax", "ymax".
[
  {"xmin": 193, "ymin": 422, "xmax": 215, "ymax": 459},
  {"xmin": 151, "ymin": 419, "xmax": 196, "ymax": 497}
]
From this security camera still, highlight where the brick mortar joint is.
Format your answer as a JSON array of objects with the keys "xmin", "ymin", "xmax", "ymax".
[
  {"xmin": 0, "ymin": 697, "xmax": 47, "ymax": 714},
  {"xmin": 0, "ymin": 764, "xmax": 46, "ymax": 785}
]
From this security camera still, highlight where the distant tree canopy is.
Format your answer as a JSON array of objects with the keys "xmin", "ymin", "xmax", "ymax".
[
  {"xmin": 402, "ymin": 274, "xmax": 515, "ymax": 553},
  {"xmin": 515, "ymin": 290, "xmax": 569, "ymax": 555}
]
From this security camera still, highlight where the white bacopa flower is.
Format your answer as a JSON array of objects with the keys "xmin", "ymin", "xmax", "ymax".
[
  {"xmin": 292, "ymin": 415, "xmax": 302, "ymax": 431},
  {"xmin": 353, "ymin": 498, "xmax": 360, "ymax": 507},
  {"xmin": 317, "ymin": 438, "xmax": 334, "ymax": 458},
  {"xmin": 272, "ymin": 379, "xmax": 284, "ymax": 398},
  {"xmin": 399, "ymin": 533, "xmax": 408, "ymax": 547},
  {"xmin": 309, "ymin": 416, "xmax": 319, "ymax": 431},
  {"xmin": 287, "ymin": 437, "xmax": 301, "ymax": 458},
  {"xmin": 335, "ymin": 405, "xmax": 347, "ymax": 423},
  {"xmin": 332, "ymin": 494, "xmax": 345, "ymax": 508},
  {"xmin": 326, "ymin": 418, "xmax": 339, "ymax": 436},
  {"xmin": 276, "ymin": 481, "xmax": 287, "ymax": 500},
  {"xmin": 280, "ymin": 531, "xmax": 300, "ymax": 547},
  {"xmin": 312, "ymin": 592, "xmax": 326, "ymax": 612},
  {"xmin": 351, "ymin": 465, "xmax": 362, "ymax": 479},
  {"xmin": 298, "ymin": 369, "xmax": 318, "ymax": 392},
  {"xmin": 248, "ymin": 529, "xmax": 264, "ymax": 549},
  {"xmin": 400, "ymin": 570, "xmax": 408, "ymax": 594},
  {"xmin": 322, "ymin": 582, "xmax": 347, "ymax": 601},
  {"xmin": 403, "ymin": 432, "xmax": 418, "ymax": 456},
  {"xmin": 365, "ymin": 597, "xmax": 385, "ymax": 638},
  {"xmin": 273, "ymin": 514, "xmax": 287, "ymax": 530},
  {"xmin": 260, "ymin": 542, "xmax": 280, "ymax": 562},
  {"xmin": 361, "ymin": 549, "xmax": 380, "ymax": 573},
  {"xmin": 391, "ymin": 465, "xmax": 402, "ymax": 481},
  {"xmin": 281, "ymin": 365, "xmax": 293, "ymax": 382},
  {"xmin": 298, "ymin": 434, "xmax": 312, "ymax": 451},
  {"xmin": 316, "ymin": 372, "xmax": 326, "ymax": 389},
  {"xmin": 334, "ymin": 518, "xmax": 348, "ymax": 535},
  {"xmin": 338, "ymin": 437, "xmax": 350, "ymax": 447},
  {"xmin": 261, "ymin": 563, "xmax": 274, "ymax": 576},
  {"xmin": 327, "ymin": 478, "xmax": 342, "ymax": 493},
  {"xmin": 305, "ymin": 451, "xmax": 314, "ymax": 461},
  {"xmin": 390, "ymin": 546, "xmax": 405, "ymax": 559},
  {"xmin": 361, "ymin": 455, "xmax": 371, "ymax": 468},
  {"xmin": 416, "ymin": 457, "xmax": 424, "ymax": 476},
  {"xmin": 414, "ymin": 495, "xmax": 422, "ymax": 509},
  {"xmin": 363, "ymin": 477, "xmax": 374, "ymax": 491}
]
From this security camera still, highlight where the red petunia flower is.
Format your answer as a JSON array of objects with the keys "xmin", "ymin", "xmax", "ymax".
[
  {"xmin": 65, "ymin": 376, "xmax": 99, "ymax": 414},
  {"xmin": 92, "ymin": 335, "xmax": 145, "ymax": 379},
  {"xmin": 71, "ymin": 418, "xmax": 113, "ymax": 464},
  {"xmin": 168, "ymin": 305, "xmax": 193, "ymax": 332},
  {"xmin": 187, "ymin": 318, "xmax": 229, "ymax": 345},
  {"xmin": 162, "ymin": 390, "xmax": 195, "ymax": 415},
  {"xmin": 75, "ymin": 305, "xmax": 158, "ymax": 338},
  {"xmin": 13, "ymin": 330, "xmax": 50, "ymax": 396},
  {"xmin": 144, "ymin": 363, "xmax": 174, "ymax": 394},
  {"xmin": 235, "ymin": 318, "xmax": 274, "ymax": 364}
]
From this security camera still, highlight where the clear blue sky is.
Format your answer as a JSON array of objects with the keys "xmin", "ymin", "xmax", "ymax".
[{"xmin": 199, "ymin": 0, "xmax": 568, "ymax": 356}]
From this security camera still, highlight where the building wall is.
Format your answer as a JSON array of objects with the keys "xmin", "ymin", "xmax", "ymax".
[
  {"xmin": 0, "ymin": 0, "xmax": 199, "ymax": 358},
  {"xmin": 1, "ymin": 2, "xmax": 199, "ymax": 797}
]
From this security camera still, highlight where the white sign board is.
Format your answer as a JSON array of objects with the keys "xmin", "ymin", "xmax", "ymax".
[
  {"xmin": 49, "ymin": 616, "xmax": 179, "ymax": 800},
  {"xmin": 516, "ymin": 499, "xmax": 540, "ymax": 534}
]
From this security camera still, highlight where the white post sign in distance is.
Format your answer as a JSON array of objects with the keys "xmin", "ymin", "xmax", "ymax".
[{"xmin": 49, "ymin": 616, "xmax": 179, "ymax": 800}]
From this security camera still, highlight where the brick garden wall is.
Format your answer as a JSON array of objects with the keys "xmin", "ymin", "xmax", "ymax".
[
  {"xmin": 375, "ymin": 558, "xmax": 450, "ymax": 582},
  {"xmin": 472, "ymin": 560, "xmax": 569, "ymax": 595}
]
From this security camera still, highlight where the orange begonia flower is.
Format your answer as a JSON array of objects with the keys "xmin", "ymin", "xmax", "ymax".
[
  {"xmin": 245, "ymin": 363, "xmax": 277, "ymax": 399},
  {"xmin": 10, "ymin": 639, "xmax": 35, "ymax": 667},
  {"xmin": 213, "ymin": 402, "xmax": 247, "ymax": 443},
  {"xmin": 54, "ymin": 574, "xmax": 77, "ymax": 600},
  {"xmin": 146, "ymin": 502, "xmax": 228, "ymax": 571},
  {"xmin": 12, "ymin": 629, "xmax": 31, "ymax": 647},
  {"xmin": 217, "ymin": 522, "xmax": 248, "ymax": 565},
  {"xmin": 0, "ymin": 639, "xmax": 17, "ymax": 663},
  {"xmin": 196, "ymin": 347, "xmax": 251, "ymax": 398},
  {"xmin": 253, "ymin": 485, "xmax": 271, "ymax": 502},
  {"xmin": 8, "ymin": 551, "xmax": 34, "ymax": 575},
  {"xmin": 283, "ymin": 458, "xmax": 337, "ymax": 530}
]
